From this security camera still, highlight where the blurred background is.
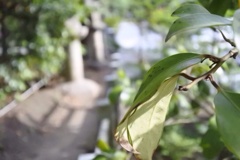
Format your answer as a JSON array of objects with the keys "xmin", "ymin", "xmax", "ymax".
[{"xmin": 0, "ymin": 0, "xmax": 239, "ymax": 160}]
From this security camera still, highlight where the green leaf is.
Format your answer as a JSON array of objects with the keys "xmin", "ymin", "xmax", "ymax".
[
  {"xmin": 132, "ymin": 53, "xmax": 202, "ymax": 111},
  {"xmin": 115, "ymin": 76, "xmax": 178, "ymax": 160},
  {"xmin": 200, "ymin": 116, "xmax": 224, "ymax": 159},
  {"xmin": 172, "ymin": 4, "xmax": 210, "ymax": 17},
  {"xmin": 233, "ymin": 9, "xmax": 240, "ymax": 50},
  {"xmin": 214, "ymin": 90, "xmax": 240, "ymax": 158},
  {"xmin": 115, "ymin": 53, "xmax": 203, "ymax": 159},
  {"xmin": 165, "ymin": 14, "xmax": 231, "ymax": 42}
]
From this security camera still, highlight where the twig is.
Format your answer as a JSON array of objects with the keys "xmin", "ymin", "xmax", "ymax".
[
  {"xmin": 206, "ymin": 74, "xmax": 219, "ymax": 89},
  {"xmin": 218, "ymin": 29, "xmax": 236, "ymax": 47},
  {"xmin": 178, "ymin": 73, "xmax": 196, "ymax": 81},
  {"xmin": 179, "ymin": 48, "xmax": 239, "ymax": 91},
  {"xmin": 201, "ymin": 54, "xmax": 221, "ymax": 63}
]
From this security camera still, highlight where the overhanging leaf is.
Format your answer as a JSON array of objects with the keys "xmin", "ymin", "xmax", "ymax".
[
  {"xmin": 115, "ymin": 53, "xmax": 204, "ymax": 159},
  {"xmin": 172, "ymin": 4, "xmax": 210, "ymax": 17},
  {"xmin": 233, "ymin": 9, "xmax": 240, "ymax": 50},
  {"xmin": 214, "ymin": 90, "xmax": 240, "ymax": 158},
  {"xmin": 165, "ymin": 14, "xmax": 231, "ymax": 42},
  {"xmin": 132, "ymin": 53, "xmax": 202, "ymax": 114},
  {"xmin": 115, "ymin": 76, "xmax": 178, "ymax": 160}
]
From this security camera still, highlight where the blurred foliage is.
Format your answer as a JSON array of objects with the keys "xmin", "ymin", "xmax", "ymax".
[
  {"xmin": 200, "ymin": 116, "xmax": 224, "ymax": 159},
  {"xmin": 0, "ymin": 0, "xmax": 90, "ymax": 107},
  {"xmin": 159, "ymin": 125, "xmax": 201, "ymax": 160},
  {"xmin": 98, "ymin": 0, "xmax": 183, "ymax": 29},
  {"xmin": 93, "ymin": 139, "xmax": 128, "ymax": 160},
  {"xmin": 109, "ymin": 69, "xmax": 141, "ymax": 107}
]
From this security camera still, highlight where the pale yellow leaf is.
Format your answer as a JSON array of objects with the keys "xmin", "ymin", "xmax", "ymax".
[{"xmin": 115, "ymin": 76, "xmax": 178, "ymax": 160}]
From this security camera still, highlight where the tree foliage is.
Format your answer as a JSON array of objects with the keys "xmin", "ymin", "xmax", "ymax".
[
  {"xmin": 115, "ymin": 3, "xmax": 240, "ymax": 160},
  {"xmin": 0, "ymin": 0, "xmax": 89, "ymax": 106},
  {"xmin": 99, "ymin": 0, "xmax": 182, "ymax": 28}
]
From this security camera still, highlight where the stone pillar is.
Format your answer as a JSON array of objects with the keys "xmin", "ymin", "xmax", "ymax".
[
  {"xmin": 92, "ymin": 11, "xmax": 105, "ymax": 63},
  {"xmin": 93, "ymin": 28, "xmax": 105, "ymax": 63},
  {"xmin": 68, "ymin": 40, "xmax": 84, "ymax": 81},
  {"xmin": 84, "ymin": 0, "xmax": 106, "ymax": 64},
  {"xmin": 65, "ymin": 16, "xmax": 89, "ymax": 81}
]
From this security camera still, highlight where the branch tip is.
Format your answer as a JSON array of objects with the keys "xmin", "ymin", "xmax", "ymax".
[
  {"xmin": 218, "ymin": 29, "xmax": 236, "ymax": 47},
  {"xmin": 178, "ymin": 86, "xmax": 188, "ymax": 91},
  {"xmin": 206, "ymin": 74, "xmax": 219, "ymax": 89}
]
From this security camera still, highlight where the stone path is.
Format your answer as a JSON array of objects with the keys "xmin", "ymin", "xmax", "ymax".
[{"xmin": 0, "ymin": 75, "xmax": 108, "ymax": 160}]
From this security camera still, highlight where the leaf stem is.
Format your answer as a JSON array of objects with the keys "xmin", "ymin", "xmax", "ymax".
[{"xmin": 179, "ymin": 48, "xmax": 239, "ymax": 91}]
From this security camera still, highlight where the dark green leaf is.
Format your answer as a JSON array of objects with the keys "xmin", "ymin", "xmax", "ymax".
[
  {"xmin": 206, "ymin": 0, "xmax": 232, "ymax": 16},
  {"xmin": 198, "ymin": 0, "xmax": 211, "ymax": 8},
  {"xmin": 166, "ymin": 14, "xmax": 231, "ymax": 42},
  {"xmin": 132, "ymin": 53, "xmax": 202, "ymax": 110},
  {"xmin": 214, "ymin": 90, "xmax": 240, "ymax": 158},
  {"xmin": 172, "ymin": 4, "xmax": 210, "ymax": 17}
]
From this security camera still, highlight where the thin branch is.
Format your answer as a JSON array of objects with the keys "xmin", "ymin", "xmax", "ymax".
[
  {"xmin": 179, "ymin": 48, "xmax": 239, "ymax": 91},
  {"xmin": 206, "ymin": 74, "xmax": 219, "ymax": 89},
  {"xmin": 218, "ymin": 29, "xmax": 236, "ymax": 47},
  {"xmin": 202, "ymin": 54, "xmax": 221, "ymax": 63},
  {"xmin": 178, "ymin": 73, "xmax": 196, "ymax": 81}
]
